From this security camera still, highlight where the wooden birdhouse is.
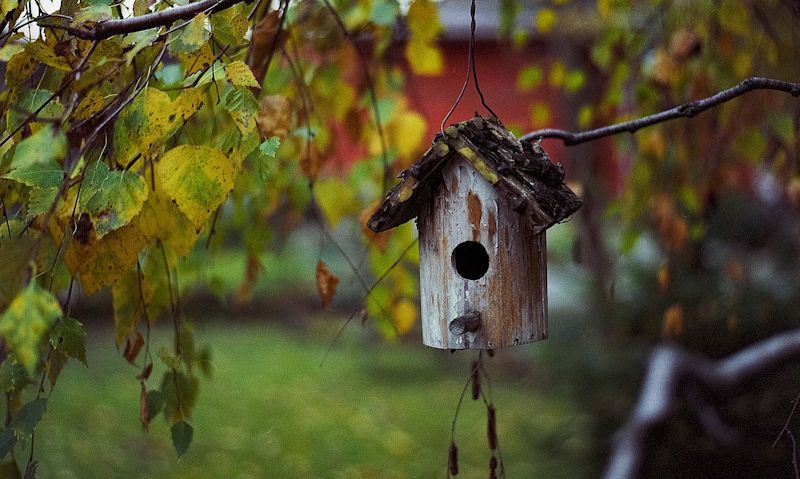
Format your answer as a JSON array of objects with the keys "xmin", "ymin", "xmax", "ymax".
[{"xmin": 368, "ymin": 116, "xmax": 581, "ymax": 350}]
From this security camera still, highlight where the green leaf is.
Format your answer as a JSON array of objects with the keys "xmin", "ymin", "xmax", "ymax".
[
  {"xmin": 157, "ymin": 346, "xmax": 181, "ymax": 369},
  {"xmin": 0, "ymin": 283, "xmax": 62, "ymax": 374},
  {"xmin": 259, "ymin": 137, "xmax": 280, "ymax": 157},
  {"xmin": 82, "ymin": 164, "xmax": 149, "ymax": 238},
  {"xmin": 0, "ymin": 41, "xmax": 24, "ymax": 62},
  {"xmin": 4, "ymin": 168, "xmax": 63, "ymax": 189},
  {"xmin": 255, "ymin": 137, "xmax": 280, "ymax": 181},
  {"xmin": 1, "ymin": 0, "xmax": 18, "ymax": 17},
  {"xmin": 209, "ymin": 5, "xmax": 248, "ymax": 47},
  {"xmin": 171, "ymin": 421, "xmax": 193, "ymax": 457},
  {"xmin": 0, "ymin": 239, "xmax": 33, "ymax": 309},
  {"xmin": 161, "ymin": 371, "xmax": 198, "ymax": 421},
  {"xmin": 168, "ymin": 13, "xmax": 210, "ymax": 54},
  {"xmin": 516, "ymin": 65, "xmax": 543, "ymax": 91},
  {"xmin": 7, "ymin": 125, "xmax": 67, "ymax": 172},
  {"xmin": 0, "ymin": 360, "xmax": 29, "ymax": 393},
  {"xmin": 122, "ymin": 28, "xmax": 159, "ymax": 65},
  {"xmin": 146, "ymin": 389, "xmax": 164, "ymax": 418},
  {"xmin": 221, "ymin": 85, "xmax": 259, "ymax": 134},
  {"xmin": 12, "ymin": 398, "xmax": 47, "ymax": 437},
  {"xmin": 25, "ymin": 186, "xmax": 58, "ymax": 220},
  {"xmin": 8, "ymin": 91, "xmax": 63, "ymax": 132},
  {"xmin": 49, "ymin": 318, "xmax": 87, "ymax": 365},
  {"xmin": 71, "ymin": 4, "xmax": 112, "ymax": 24},
  {"xmin": 370, "ymin": 0, "xmax": 398, "ymax": 26},
  {"xmin": 155, "ymin": 145, "xmax": 235, "ymax": 230},
  {"xmin": 113, "ymin": 87, "xmax": 201, "ymax": 167},
  {"xmin": 0, "ymin": 429, "xmax": 16, "ymax": 459}
]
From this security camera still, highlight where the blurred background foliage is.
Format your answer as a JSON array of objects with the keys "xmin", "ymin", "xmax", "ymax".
[{"xmin": 0, "ymin": 0, "xmax": 799, "ymax": 477}]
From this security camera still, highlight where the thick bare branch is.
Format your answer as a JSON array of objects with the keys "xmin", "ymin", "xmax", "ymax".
[
  {"xmin": 604, "ymin": 329, "xmax": 800, "ymax": 479},
  {"xmin": 522, "ymin": 77, "xmax": 800, "ymax": 145},
  {"xmin": 58, "ymin": 0, "xmax": 246, "ymax": 40}
]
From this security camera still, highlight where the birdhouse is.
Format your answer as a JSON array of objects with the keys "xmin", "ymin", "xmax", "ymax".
[{"xmin": 368, "ymin": 116, "xmax": 581, "ymax": 350}]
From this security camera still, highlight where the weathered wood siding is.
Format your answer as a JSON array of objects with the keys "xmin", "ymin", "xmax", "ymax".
[{"xmin": 418, "ymin": 158, "xmax": 547, "ymax": 349}]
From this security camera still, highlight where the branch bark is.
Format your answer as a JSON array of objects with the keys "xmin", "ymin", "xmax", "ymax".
[
  {"xmin": 521, "ymin": 77, "xmax": 800, "ymax": 145},
  {"xmin": 604, "ymin": 329, "xmax": 800, "ymax": 479},
  {"xmin": 58, "ymin": 0, "xmax": 246, "ymax": 40}
]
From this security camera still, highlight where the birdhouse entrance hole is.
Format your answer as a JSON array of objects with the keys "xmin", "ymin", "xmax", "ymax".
[{"xmin": 451, "ymin": 241, "xmax": 489, "ymax": 280}]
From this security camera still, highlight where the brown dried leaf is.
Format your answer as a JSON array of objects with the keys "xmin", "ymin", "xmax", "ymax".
[
  {"xmin": 487, "ymin": 405, "xmax": 497, "ymax": 450},
  {"xmin": 256, "ymin": 94, "xmax": 292, "ymax": 139},
  {"xmin": 139, "ymin": 382, "xmax": 150, "ymax": 431},
  {"xmin": 661, "ymin": 303, "xmax": 684, "ymax": 339},
  {"xmin": 123, "ymin": 330, "xmax": 145, "ymax": 364},
  {"xmin": 470, "ymin": 360, "xmax": 480, "ymax": 400},
  {"xmin": 46, "ymin": 349, "xmax": 68, "ymax": 387},
  {"xmin": 657, "ymin": 263, "xmax": 670, "ymax": 293},
  {"xmin": 316, "ymin": 260, "xmax": 339, "ymax": 309},
  {"xmin": 249, "ymin": 10, "xmax": 282, "ymax": 83},
  {"xmin": 234, "ymin": 254, "xmax": 262, "ymax": 306},
  {"xmin": 448, "ymin": 440, "xmax": 459, "ymax": 476},
  {"xmin": 360, "ymin": 200, "xmax": 390, "ymax": 250}
]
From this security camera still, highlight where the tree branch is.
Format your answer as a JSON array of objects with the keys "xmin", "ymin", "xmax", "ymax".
[
  {"xmin": 58, "ymin": 0, "xmax": 246, "ymax": 40},
  {"xmin": 521, "ymin": 77, "xmax": 800, "ymax": 145},
  {"xmin": 604, "ymin": 329, "xmax": 800, "ymax": 479}
]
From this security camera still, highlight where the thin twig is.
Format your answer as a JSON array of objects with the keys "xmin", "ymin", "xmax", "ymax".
[
  {"xmin": 318, "ymin": 239, "xmax": 417, "ymax": 366},
  {"xmin": 521, "ymin": 76, "xmax": 800, "ymax": 145},
  {"xmin": 790, "ymin": 430, "xmax": 800, "ymax": 479},
  {"xmin": 774, "ymin": 392, "xmax": 800, "ymax": 448},
  {"xmin": 0, "ymin": 40, "xmax": 99, "ymax": 151},
  {"xmin": 321, "ymin": 0, "xmax": 390, "ymax": 193},
  {"xmin": 53, "ymin": 0, "xmax": 246, "ymax": 40}
]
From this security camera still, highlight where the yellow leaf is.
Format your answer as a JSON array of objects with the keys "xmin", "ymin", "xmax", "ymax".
[
  {"xmin": 596, "ymin": 0, "xmax": 610, "ymax": 19},
  {"xmin": 534, "ymin": 8, "xmax": 557, "ymax": 34},
  {"xmin": 1, "ymin": 0, "xmax": 18, "ymax": 17},
  {"xmin": 316, "ymin": 260, "xmax": 339, "ymax": 309},
  {"xmin": 73, "ymin": 90, "xmax": 111, "ymax": 121},
  {"xmin": 391, "ymin": 298, "xmax": 417, "ymax": 335},
  {"xmin": 131, "ymin": 189, "xmax": 199, "ymax": 257},
  {"xmin": 24, "ymin": 41, "xmax": 71, "ymax": 71},
  {"xmin": 406, "ymin": 0, "xmax": 442, "ymax": 40},
  {"xmin": 577, "ymin": 105, "xmax": 593, "ymax": 128},
  {"xmin": 530, "ymin": 102, "xmax": 551, "ymax": 128},
  {"xmin": 178, "ymin": 43, "xmax": 215, "ymax": 76},
  {"xmin": 155, "ymin": 145, "xmax": 235, "ymax": 231},
  {"xmin": 389, "ymin": 110, "xmax": 428, "ymax": 164},
  {"xmin": 405, "ymin": 39, "xmax": 444, "ymax": 76},
  {"xmin": 113, "ymin": 88, "xmax": 185, "ymax": 168},
  {"xmin": 174, "ymin": 87, "xmax": 205, "ymax": 120},
  {"xmin": 225, "ymin": 60, "xmax": 260, "ymax": 88},
  {"xmin": 53, "ymin": 217, "xmax": 149, "ymax": 294},
  {"xmin": 314, "ymin": 177, "xmax": 358, "ymax": 228},
  {"xmin": 405, "ymin": 0, "xmax": 443, "ymax": 76},
  {"xmin": 0, "ymin": 282, "xmax": 62, "ymax": 374},
  {"xmin": 548, "ymin": 61, "xmax": 565, "ymax": 88}
]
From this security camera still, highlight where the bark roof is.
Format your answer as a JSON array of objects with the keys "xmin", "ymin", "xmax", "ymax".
[{"xmin": 367, "ymin": 116, "xmax": 582, "ymax": 235}]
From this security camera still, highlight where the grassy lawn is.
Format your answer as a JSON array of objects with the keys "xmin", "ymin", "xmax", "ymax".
[{"xmin": 31, "ymin": 318, "xmax": 590, "ymax": 478}]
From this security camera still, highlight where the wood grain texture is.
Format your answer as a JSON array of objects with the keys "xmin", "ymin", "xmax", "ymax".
[{"xmin": 418, "ymin": 158, "xmax": 547, "ymax": 349}]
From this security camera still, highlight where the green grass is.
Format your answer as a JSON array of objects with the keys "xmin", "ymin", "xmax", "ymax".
[{"xmin": 31, "ymin": 319, "xmax": 589, "ymax": 478}]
